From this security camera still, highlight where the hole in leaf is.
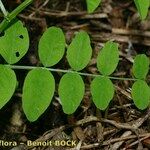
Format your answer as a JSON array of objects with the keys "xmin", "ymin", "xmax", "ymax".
[
  {"xmin": 19, "ymin": 35, "xmax": 24, "ymax": 39},
  {"xmin": 0, "ymin": 32, "xmax": 5, "ymax": 37},
  {"xmin": 15, "ymin": 52, "xmax": 20, "ymax": 57}
]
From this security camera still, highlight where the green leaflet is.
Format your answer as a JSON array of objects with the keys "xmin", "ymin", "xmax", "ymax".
[
  {"xmin": 0, "ymin": 20, "xmax": 29, "ymax": 64},
  {"xmin": 58, "ymin": 73, "xmax": 85, "ymax": 114},
  {"xmin": 91, "ymin": 76, "xmax": 114, "ymax": 110},
  {"xmin": 131, "ymin": 80, "xmax": 150, "ymax": 110},
  {"xmin": 97, "ymin": 41, "xmax": 119, "ymax": 76},
  {"xmin": 38, "ymin": 27, "xmax": 66, "ymax": 67},
  {"xmin": 134, "ymin": 0, "xmax": 149, "ymax": 20},
  {"xmin": 67, "ymin": 31, "xmax": 92, "ymax": 71},
  {"xmin": 86, "ymin": 0, "xmax": 101, "ymax": 13},
  {"xmin": 22, "ymin": 68, "xmax": 55, "ymax": 122},
  {"xmin": 133, "ymin": 54, "xmax": 149, "ymax": 79},
  {"xmin": 0, "ymin": 65, "xmax": 17, "ymax": 109}
]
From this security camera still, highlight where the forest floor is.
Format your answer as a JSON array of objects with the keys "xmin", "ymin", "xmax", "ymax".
[{"xmin": 0, "ymin": 0, "xmax": 150, "ymax": 150}]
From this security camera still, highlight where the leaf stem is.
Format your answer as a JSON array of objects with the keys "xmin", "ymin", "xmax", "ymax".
[
  {"xmin": 0, "ymin": 0, "xmax": 8, "ymax": 16},
  {"xmin": 0, "ymin": 0, "xmax": 33, "ymax": 33},
  {"xmin": 5, "ymin": 64, "xmax": 137, "ymax": 81}
]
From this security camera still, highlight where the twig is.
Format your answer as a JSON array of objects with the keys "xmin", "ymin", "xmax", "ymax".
[
  {"xmin": 29, "ymin": 0, "xmax": 49, "ymax": 18},
  {"xmin": 102, "ymin": 109, "xmax": 150, "ymax": 130},
  {"xmin": 70, "ymin": 23, "xmax": 89, "ymax": 30},
  {"xmin": 31, "ymin": 8, "xmax": 107, "ymax": 19},
  {"xmin": 92, "ymin": 32, "xmax": 150, "ymax": 46},
  {"xmin": 19, "ymin": 14, "xmax": 43, "ymax": 21},
  {"xmin": 125, "ymin": 135, "xmax": 150, "ymax": 149},
  {"xmin": 80, "ymin": 133, "xmax": 150, "ymax": 149},
  {"xmin": 101, "ymin": 119, "xmax": 136, "ymax": 130},
  {"xmin": 112, "ymin": 131, "xmax": 132, "ymax": 150},
  {"xmin": 102, "ymin": 109, "xmax": 150, "ymax": 149},
  {"xmin": 112, "ymin": 28, "xmax": 150, "ymax": 38},
  {"xmin": 132, "ymin": 108, "xmax": 150, "ymax": 129},
  {"xmin": 103, "ymin": 133, "xmax": 150, "ymax": 146},
  {"xmin": 115, "ymin": 85, "xmax": 132, "ymax": 100}
]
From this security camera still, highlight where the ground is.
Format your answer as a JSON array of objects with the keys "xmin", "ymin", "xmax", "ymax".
[{"xmin": 0, "ymin": 0, "xmax": 150, "ymax": 150}]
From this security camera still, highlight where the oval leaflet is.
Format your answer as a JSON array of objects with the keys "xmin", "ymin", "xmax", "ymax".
[
  {"xmin": 22, "ymin": 68, "xmax": 55, "ymax": 122},
  {"xmin": 131, "ymin": 80, "xmax": 150, "ymax": 110},
  {"xmin": 0, "ymin": 20, "xmax": 29, "ymax": 64},
  {"xmin": 58, "ymin": 73, "xmax": 85, "ymax": 114},
  {"xmin": 97, "ymin": 41, "xmax": 119, "ymax": 76},
  {"xmin": 133, "ymin": 54, "xmax": 149, "ymax": 79},
  {"xmin": 91, "ymin": 76, "xmax": 114, "ymax": 110},
  {"xmin": 38, "ymin": 26, "xmax": 66, "ymax": 67},
  {"xmin": 0, "ymin": 65, "xmax": 17, "ymax": 109},
  {"xmin": 67, "ymin": 31, "xmax": 92, "ymax": 71}
]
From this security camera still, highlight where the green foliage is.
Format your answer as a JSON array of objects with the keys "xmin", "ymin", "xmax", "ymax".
[
  {"xmin": 22, "ymin": 68, "xmax": 55, "ymax": 122},
  {"xmin": 86, "ymin": 0, "xmax": 101, "ymax": 13},
  {"xmin": 67, "ymin": 31, "xmax": 92, "ymax": 71},
  {"xmin": 0, "ymin": 65, "xmax": 17, "ymax": 109},
  {"xmin": 133, "ymin": 54, "xmax": 149, "ymax": 79},
  {"xmin": 38, "ymin": 27, "xmax": 66, "ymax": 67},
  {"xmin": 0, "ymin": 18, "xmax": 150, "ymax": 122},
  {"xmin": 97, "ymin": 41, "xmax": 119, "ymax": 76},
  {"xmin": 91, "ymin": 76, "xmax": 114, "ymax": 110},
  {"xmin": 131, "ymin": 54, "xmax": 150, "ymax": 109},
  {"xmin": 0, "ymin": 20, "xmax": 29, "ymax": 64},
  {"xmin": 131, "ymin": 80, "xmax": 150, "ymax": 110},
  {"xmin": 134, "ymin": 0, "xmax": 149, "ymax": 20},
  {"xmin": 58, "ymin": 73, "xmax": 85, "ymax": 114}
]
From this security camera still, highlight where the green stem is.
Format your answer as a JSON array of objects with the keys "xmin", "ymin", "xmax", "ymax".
[
  {"xmin": 0, "ymin": 0, "xmax": 8, "ymax": 16},
  {"xmin": 5, "ymin": 64, "xmax": 137, "ymax": 81},
  {"xmin": 0, "ymin": 0, "xmax": 33, "ymax": 33}
]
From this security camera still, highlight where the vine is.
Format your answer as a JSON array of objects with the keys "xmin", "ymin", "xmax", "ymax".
[{"xmin": 0, "ymin": 0, "xmax": 149, "ymax": 122}]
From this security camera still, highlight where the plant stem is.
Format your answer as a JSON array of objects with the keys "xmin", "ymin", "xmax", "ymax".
[
  {"xmin": 5, "ymin": 64, "xmax": 137, "ymax": 81},
  {"xmin": 0, "ymin": 0, "xmax": 33, "ymax": 33},
  {"xmin": 0, "ymin": 0, "xmax": 8, "ymax": 16}
]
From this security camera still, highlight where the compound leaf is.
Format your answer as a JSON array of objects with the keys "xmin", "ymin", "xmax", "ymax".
[
  {"xmin": 133, "ymin": 54, "xmax": 149, "ymax": 79},
  {"xmin": 22, "ymin": 68, "xmax": 55, "ymax": 122},
  {"xmin": 0, "ymin": 20, "xmax": 29, "ymax": 64},
  {"xmin": 131, "ymin": 80, "xmax": 150, "ymax": 110},
  {"xmin": 86, "ymin": 0, "xmax": 101, "ymax": 13},
  {"xmin": 97, "ymin": 41, "xmax": 119, "ymax": 76},
  {"xmin": 134, "ymin": 0, "xmax": 149, "ymax": 20},
  {"xmin": 0, "ymin": 65, "xmax": 17, "ymax": 109},
  {"xmin": 39, "ymin": 27, "xmax": 66, "ymax": 67},
  {"xmin": 91, "ymin": 76, "xmax": 114, "ymax": 110},
  {"xmin": 67, "ymin": 31, "xmax": 92, "ymax": 71},
  {"xmin": 58, "ymin": 73, "xmax": 85, "ymax": 114}
]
